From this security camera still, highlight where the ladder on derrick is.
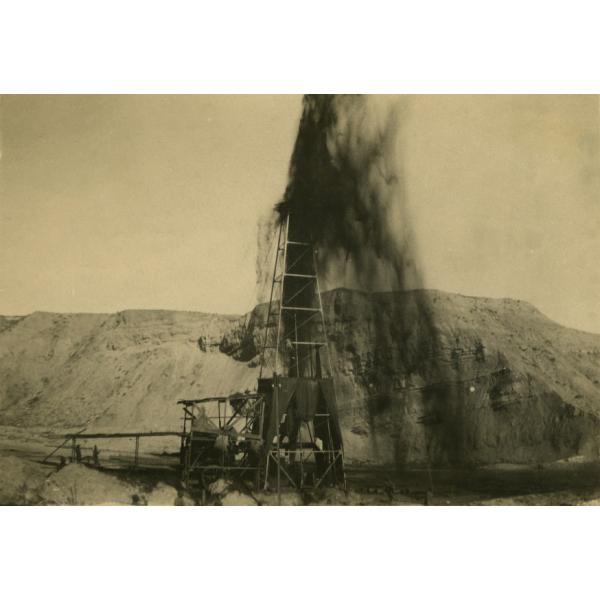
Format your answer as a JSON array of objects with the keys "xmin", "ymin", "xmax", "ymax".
[{"xmin": 259, "ymin": 213, "xmax": 334, "ymax": 379}]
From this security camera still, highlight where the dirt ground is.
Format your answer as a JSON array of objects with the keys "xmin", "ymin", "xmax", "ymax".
[
  {"xmin": 3, "ymin": 439, "xmax": 600, "ymax": 506},
  {"xmin": 2, "ymin": 424, "xmax": 600, "ymax": 506}
]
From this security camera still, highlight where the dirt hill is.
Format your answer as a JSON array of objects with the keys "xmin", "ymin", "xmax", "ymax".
[
  {"xmin": 2, "ymin": 289, "xmax": 600, "ymax": 466},
  {"xmin": 0, "ymin": 310, "xmax": 257, "ymax": 433}
]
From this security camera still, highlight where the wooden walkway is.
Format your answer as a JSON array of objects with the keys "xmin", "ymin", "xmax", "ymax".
[{"xmin": 65, "ymin": 431, "xmax": 182, "ymax": 439}]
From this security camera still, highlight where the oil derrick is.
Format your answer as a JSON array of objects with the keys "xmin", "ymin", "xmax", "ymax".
[
  {"xmin": 258, "ymin": 212, "xmax": 346, "ymax": 493},
  {"xmin": 177, "ymin": 212, "xmax": 345, "ymax": 499}
]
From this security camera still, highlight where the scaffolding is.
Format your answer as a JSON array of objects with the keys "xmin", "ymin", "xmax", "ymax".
[{"xmin": 178, "ymin": 393, "xmax": 266, "ymax": 490}]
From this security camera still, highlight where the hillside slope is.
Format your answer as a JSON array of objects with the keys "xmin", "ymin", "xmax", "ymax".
[
  {"xmin": 0, "ymin": 310, "xmax": 257, "ymax": 432},
  {"xmin": 2, "ymin": 289, "xmax": 600, "ymax": 466}
]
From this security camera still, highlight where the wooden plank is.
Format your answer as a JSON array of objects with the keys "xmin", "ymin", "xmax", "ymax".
[{"xmin": 64, "ymin": 431, "xmax": 182, "ymax": 439}]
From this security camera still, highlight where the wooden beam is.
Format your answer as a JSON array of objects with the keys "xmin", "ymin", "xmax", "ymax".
[
  {"xmin": 64, "ymin": 431, "xmax": 182, "ymax": 439},
  {"xmin": 43, "ymin": 427, "xmax": 87, "ymax": 463}
]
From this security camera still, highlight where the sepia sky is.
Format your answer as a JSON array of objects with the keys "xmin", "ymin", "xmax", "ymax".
[{"xmin": 1, "ymin": 95, "xmax": 599, "ymax": 333}]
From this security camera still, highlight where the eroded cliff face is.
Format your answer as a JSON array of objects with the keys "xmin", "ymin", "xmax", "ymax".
[
  {"xmin": 327, "ymin": 289, "xmax": 600, "ymax": 466},
  {"xmin": 2, "ymin": 289, "xmax": 600, "ymax": 467},
  {"xmin": 230, "ymin": 289, "xmax": 600, "ymax": 466}
]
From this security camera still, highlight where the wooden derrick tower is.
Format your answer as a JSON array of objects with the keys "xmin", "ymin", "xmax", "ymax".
[
  {"xmin": 258, "ymin": 212, "xmax": 345, "ymax": 493},
  {"xmin": 178, "ymin": 212, "xmax": 345, "ymax": 498}
]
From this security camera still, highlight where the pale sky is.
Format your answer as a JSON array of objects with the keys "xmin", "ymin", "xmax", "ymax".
[
  {"xmin": 1, "ymin": 95, "xmax": 599, "ymax": 333},
  {"xmin": 0, "ymin": 95, "xmax": 302, "ymax": 316}
]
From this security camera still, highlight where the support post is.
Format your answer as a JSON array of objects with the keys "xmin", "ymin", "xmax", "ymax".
[
  {"xmin": 274, "ymin": 373, "xmax": 281, "ymax": 505},
  {"xmin": 134, "ymin": 435, "xmax": 140, "ymax": 468}
]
